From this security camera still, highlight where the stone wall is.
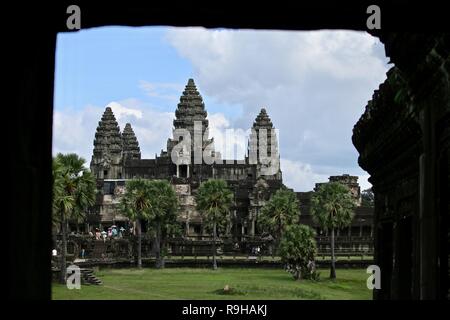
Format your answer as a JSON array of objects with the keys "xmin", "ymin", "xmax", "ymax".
[{"xmin": 353, "ymin": 33, "xmax": 449, "ymax": 299}]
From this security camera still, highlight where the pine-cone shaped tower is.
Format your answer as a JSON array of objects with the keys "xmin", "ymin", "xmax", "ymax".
[
  {"xmin": 93, "ymin": 107, "xmax": 122, "ymax": 155},
  {"xmin": 173, "ymin": 78, "xmax": 209, "ymax": 134},
  {"xmin": 249, "ymin": 108, "xmax": 279, "ymax": 160},
  {"xmin": 90, "ymin": 106, "xmax": 123, "ymax": 179},
  {"xmin": 122, "ymin": 123, "xmax": 141, "ymax": 160},
  {"xmin": 167, "ymin": 78, "xmax": 213, "ymax": 157}
]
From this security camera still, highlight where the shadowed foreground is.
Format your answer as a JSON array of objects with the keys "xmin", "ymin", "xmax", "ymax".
[{"xmin": 52, "ymin": 268, "xmax": 372, "ymax": 300}]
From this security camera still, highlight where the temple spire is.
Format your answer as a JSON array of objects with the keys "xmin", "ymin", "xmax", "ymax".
[
  {"xmin": 122, "ymin": 123, "xmax": 141, "ymax": 160},
  {"xmin": 93, "ymin": 107, "xmax": 122, "ymax": 155},
  {"xmin": 167, "ymin": 78, "xmax": 213, "ymax": 157},
  {"xmin": 248, "ymin": 107, "xmax": 279, "ymax": 166},
  {"xmin": 173, "ymin": 78, "xmax": 208, "ymax": 131},
  {"xmin": 90, "ymin": 106, "xmax": 123, "ymax": 179},
  {"xmin": 252, "ymin": 108, "xmax": 273, "ymax": 129}
]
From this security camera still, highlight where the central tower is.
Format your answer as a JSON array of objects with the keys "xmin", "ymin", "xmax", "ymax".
[{"xmin": 167, "ymin": 79, "xmax": 215, "ymax": 177}]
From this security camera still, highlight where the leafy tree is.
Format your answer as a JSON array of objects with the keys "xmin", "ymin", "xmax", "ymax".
[
  {"xmin": 145, "ymin": 180, "xmax": 179, "ymax": 269},
  {"xmin": 120, "ymin": 179, "xmax": 152, "ymax": 269},
  {"xmin": 259, "ymin": 187, "xmax": 300, "ymax": 244},
  {"xmin": 311, "ymin": 182, "xmax": 356, "ymax": 279},
  {"xmin": 279, "ymin": 224, "xmax": 318, "ymax": 280},
  {"xmin": 196, "ymin": 179, "xmax": 234, "ymax": 270},
  {"xmin": 52, "ymin": 153, "xmax": 96, "ymax": 283},
  {"xmin": 361, "ymin": 188, "xmax": 374, "ymax": 207}
]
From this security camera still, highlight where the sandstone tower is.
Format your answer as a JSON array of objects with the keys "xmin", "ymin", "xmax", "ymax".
[
  {"xmin": 122, "ymin": 123, "xmax": 141, "ymax": 160},
  {"xmin": 248, "ymin": 108, "xmax": 282, "ymax": 180},
  {"xmin": 90, "ymin": 107, "xmax": 123, "ymax": 179}
]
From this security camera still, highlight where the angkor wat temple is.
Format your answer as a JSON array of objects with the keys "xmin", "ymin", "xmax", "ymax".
[{"xmin": 87, "ymin": 78, "xmax": 374, "ymax": 243}]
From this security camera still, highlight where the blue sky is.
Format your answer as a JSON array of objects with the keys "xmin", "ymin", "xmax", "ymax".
[
  {"xmin": 55, "ymin": 26, "xmax": 243, "ymax": 117},
  {"xmin": 53, "ymin": 26, "xmax": 390, "ymax": 191}
]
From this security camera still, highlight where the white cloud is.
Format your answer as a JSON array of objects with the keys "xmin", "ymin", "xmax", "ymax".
[
  {"xmin": 107, "ymin": 101, "xmax": 143, "ymax": 120},
  {"xmin": 165, "ymin": 28, "xmax": 385, "ymax": 190},
  {"xmin": 208, "ymin": 113, "xmax": 248, "ymax": 160},
  {"xmin": 53, "ymin": 105, "xmax": 103, "ymax": 164},
  {"xmin": 280, "ymin": 158, "xmax": 329, "ymax": 191},
  {"xmin": 358, "ymin": 174, "xmax": 372, "ymax": 191}
]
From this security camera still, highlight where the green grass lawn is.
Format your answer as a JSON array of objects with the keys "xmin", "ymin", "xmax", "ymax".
[{"xmin": 52, "ymin": 267, "xmax": 372, "ymax": 300}]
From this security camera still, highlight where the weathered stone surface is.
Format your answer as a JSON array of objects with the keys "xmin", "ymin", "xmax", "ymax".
[
  {"xmin": 122, "ymin": 123, "xmax": 141, "ymax": 160},
  {"xmin": 352, "ymin": 33, "xmax": 450, "ymax": 300},
  {"xmin": 90, "ymin": 107, "xmax": 124, "ymax": 179},
  {"xmin": 89, "ymin": 79, "xmax": 372, "ymax": 246}
]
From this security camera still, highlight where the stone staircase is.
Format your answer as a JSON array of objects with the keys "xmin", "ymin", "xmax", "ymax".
[{"xmin": 80, "ymin": 268, "xmax": 102, "ymax": 285}]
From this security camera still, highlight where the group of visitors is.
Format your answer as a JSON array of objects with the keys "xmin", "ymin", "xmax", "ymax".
[{"xmin": 89, "ymin": 225, "xmax": 133, "ymax": 242}]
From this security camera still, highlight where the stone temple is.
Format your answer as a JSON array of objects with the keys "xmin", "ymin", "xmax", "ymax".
[{"xmin": 88, "ymin": 78, "xmax": 373, "ymax": 241}]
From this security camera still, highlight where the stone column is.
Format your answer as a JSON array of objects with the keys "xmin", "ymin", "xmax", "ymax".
[
  {"xmin": 419, "ymin": 106, "xmax": 438, "ymax": 299},
  {"xmin": 250, "ymin": 219, "xmax": 255, "ymax": 236},
  {"xmin": 185, "ymin": 220, "xmax": 189, "ymax": 237}
]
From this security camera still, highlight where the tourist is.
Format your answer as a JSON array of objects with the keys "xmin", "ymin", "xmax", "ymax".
[
  {"xmin": 101, "ymin": 230, "xmax": 107, "ymax": 242},
  {"xmin": 95, "ymin": 228, "xmax": 101, "ymax": 240},
  {"xmin": 112, "ymin": 226, "xmax": 118, "ymax": 237}
]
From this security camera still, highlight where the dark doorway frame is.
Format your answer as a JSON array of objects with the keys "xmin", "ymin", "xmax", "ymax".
[{"xmin": 8, "ymin": 1, "xmax": 448, "ymax": 299}]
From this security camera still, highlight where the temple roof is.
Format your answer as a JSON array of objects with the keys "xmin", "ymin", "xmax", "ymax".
[
  {"xmin": 173, "ymin": 78, "xmax": 208, "ymax": 129},
  {"xmin": 248, "ymin": 107, "xmax": 279, "ymax": 162},
  {"xmin": 252, "ymin": 108, "xmax": 274, "ymax": 129},
  {"xmin": 93, "ymin": 106, "xmax": 122, "ymax": 154},
  {"xmin": 122, "ymin": 123, "xmax": 141, "ymax": 160}
]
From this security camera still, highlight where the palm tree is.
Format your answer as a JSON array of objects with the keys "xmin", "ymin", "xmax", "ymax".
[
  {"xmin": 259, "ymin": 187, "xmax": 300, "ymax": 244},
  {"xmin": 196, "ymin": 179, "xmax": 233, "ymax": 270},
  {"xmin": 311, "ymin": 182, "xmax": 356, "ymax": 279},
  {"xmin": 52, "ymin": 153, "xmax": 96, "ymax": 284},
  {"xmin": 146, "ymin": 180, "xmax": 179, "ymax": 269},
  {"xmin": 120, "ymin": 179, "xmax": 151, "ymax": 269}
]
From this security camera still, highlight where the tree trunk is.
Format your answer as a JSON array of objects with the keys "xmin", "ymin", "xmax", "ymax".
[
  {"xmin": 160, "ymin": 238, "xmax": 166, "ymax": 269},
  {"xmin": 294, "ymin": 267, "xmax": 301, "ymax": 281},
  {"xmin": 59, "ymin": 211, "xmax": 67, "ymax": 284},
  {"xmin": 137, "ymin": 219, "xmax": 142, "ymax": 269},
  {"xmin": 330, "ymin": 227, "xmax": 336, "ymax": 279},
  {"xmin": 212, "ymin": 222, "xmax": 217, "ymax": 270},
  {"xmin": 155, "ymin": 220, "xmax": 162, "ymax": 269}
]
